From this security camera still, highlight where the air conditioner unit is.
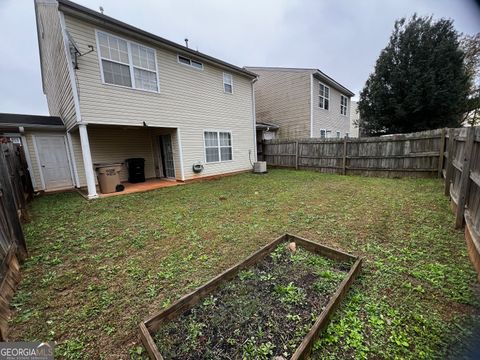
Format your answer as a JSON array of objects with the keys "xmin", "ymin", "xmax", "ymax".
[{"xmin": 253, "ymin": 161, "xmax": 267, "ymax": 174}]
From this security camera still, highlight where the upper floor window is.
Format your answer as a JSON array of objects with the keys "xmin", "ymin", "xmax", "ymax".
[
  {"xmin": 320, "ymin": 129, "xmax": 326, "ymax": 138},
  {"xmin": 319, "ymin": 83, "xmax": 329, "ymax": 110},
  {"xmin": 204, "ymin": 131, "xmax": 233, "ymax": 163},
  {"xmin": 97, "ymin": 31, "xmax": 158, "ymax": 92},
  {"xmin": 177, "ymin": 55, "xmax": 204, "ymax": 70},
  {"xmin": 223, "ymin": 73, "xmax": 233, "ymax": 94},
  {"xmin": 340, "ymin": 95, "xmax": 348, "ymax": 115},
  {"xmin": 336, "ymin": 131, "xmax": 341, "ymax": 138}
]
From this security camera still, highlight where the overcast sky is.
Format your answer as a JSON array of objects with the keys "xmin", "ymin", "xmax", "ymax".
[{"xmin": 0, "ymin": 0, "xmax": 479, "ymax": 115}]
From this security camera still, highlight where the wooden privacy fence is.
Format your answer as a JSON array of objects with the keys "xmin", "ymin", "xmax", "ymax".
[
  {"xmin": 263, "ymin": 129, "xmax": 444, "ymax": 178},
  {"xmin": 0, "ymin": 142, "xmax": 30, "ymax": 340},
  {"xmin": 263, "ymin": 126, "xmax": 480, "ymax": 280},
  {"xmin": 443, "ymin": 127, "xmax": 480, "ymax": 279}
]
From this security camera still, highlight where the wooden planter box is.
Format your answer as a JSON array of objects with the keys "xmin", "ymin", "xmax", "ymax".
[{"xmin": 139, "ymin": 234, "xmax": 362, "ymax": 360}]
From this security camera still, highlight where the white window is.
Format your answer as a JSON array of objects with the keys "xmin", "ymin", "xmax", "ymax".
[
  {"xmin": 336, "ymin": 131, "xmax": 341, "ymax": 138},
  {"xmin": 320, "ymin": 129, "xmax": 326, "ymax": 139},
  {"xmin": 97, "ymin": 31, "xmax": 158, "ymax": 92},
  {"xmin": 204, "ymin": 131, "xmax": 232, "ymax": 163},
  {"xmin": 345, "ymin": 132, "xmax": 350, "ymax": 138},
  {"xmin": 326, "ymin": 130, "xmax": 332, "ymax": 138},
  {"xmin": 223, "ymin": 73, "xmax": 233, "ymax": 93},
  {"xmin": 177, "ymin": 55, "xmax": 204, "ymax": 70},
  {"xmin": 319, "ymin": 83, "xmax": 329, "ymax": 110},
  {"xmin": 341, "ymin": 95, "xmax": 348, "ymax": 116}
]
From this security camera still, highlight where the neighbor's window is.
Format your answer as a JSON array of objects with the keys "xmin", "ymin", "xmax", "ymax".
[
  {"xmin": 97, "ymin": 31, "xmax": 158, "ymax": 91},
  {"xmin": 336, "ymin": 131, "xmax": 341, "ymax": 138},
  {"xmin": 204, "ymin": 131, "xmax": 233, "ymax": 163},
  {"xmin": 319, "ymin": 83, "xmax": 329, "ymax": 109},
  {"xmin": 345, "ymin": 132, "xmax": 350, "ymax": 138},
  {"xmin": 177, "ymin": 55, "xmax": 204, "ymax": 69},
  {"xmin": 326, "ymin": 130, "xmax": 332, "ymax": 138},
  {"xmin": 223, "ymin": 73, "xmax": 233, "ymax": 93},
  {"xmin": 320, "ymin": 129, "xmax": 326, "ymax": 138},
  {"xmin": 340, "ymin": 95, "xmax": 348, "ymax": 115}
]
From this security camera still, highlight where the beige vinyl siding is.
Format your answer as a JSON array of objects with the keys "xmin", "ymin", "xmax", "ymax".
[
  {"xmin": 24, "ymin": 133, "xmax": 43, "ymax": 191},
  {"xmin": 69, "ymin": 127, "xmax": 165, "ymax": 186},
  {"xmin": 23, "ymin": 130, "xmax": 72, "ymax": 191},
  {"xmin": 64, "ymin": 14, "xmax": 255, "ymax": 180},
  {"xmin": 69, "ymin": 130, "xmax": 86, "ymax": 186},
  {"xmin": 249, "ymin": 69, "xmax": 311, "ymax": 139},
  {"xmin": 35, "ymin": 2, "xmax": 77, "ymax": 129},
  {"xmin": 88, "ymin": 127, "xmax": 155, "ymax": 182},
  {"xmin": 312, "ymin": 79, "xmax": 351, "ymax": 138},
  {"xmin": 349, "ymin": 101, "xmax": 360, "ymax": 138}
]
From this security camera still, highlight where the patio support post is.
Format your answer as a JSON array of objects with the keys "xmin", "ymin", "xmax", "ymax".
[{"xmin": 78, "ymin": 124, "xmax": 98, "ymax": 199}]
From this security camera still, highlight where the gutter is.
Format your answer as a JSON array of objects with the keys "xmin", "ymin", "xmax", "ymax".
[
  {"xmin": 33, "ymin": 0, "xmax": 46, "ymax": 94},
  {"xmin": 251, "ymin": 77, "xmax": 258, "ymax": 163},
  {"xmin": 0, "ymin": 123, "xmax": 65, "ymax": 130},
  {"xmin": 312, "ymin": 70, "xmax": 355, "ymax": 97},
  {"xmin": 57, "ymin": 0, "xmax": 257, "ymax": 79}
]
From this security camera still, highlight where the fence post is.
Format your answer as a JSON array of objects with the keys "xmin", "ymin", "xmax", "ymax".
[
  {"xmin": 444, "ymin": 128, "xmax": 455, "ymax": 197},
  {"xmin": 342, "ymin": 136, "xmax": 348, "ymax": 175},
  {"xmin": 455, "ymin": 127, "xmax": 475, "ymax": 229},
  {"xmin": 295, "ymin": 141, "xmax": 299, "ymax": 170},
  {"xmin": 437, "ymin": 128, "xmax": 446, "ymax": 178}
]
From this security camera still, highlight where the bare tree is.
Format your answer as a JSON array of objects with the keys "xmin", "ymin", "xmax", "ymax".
[{"xmin": 461, "ymin": 33, "xmax": 480, "ymax": 126}]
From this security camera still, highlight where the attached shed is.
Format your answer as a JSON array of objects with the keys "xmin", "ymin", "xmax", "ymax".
[{"xmin": 0, "ymin": 113, "xmax": 74, "ymax": 192}]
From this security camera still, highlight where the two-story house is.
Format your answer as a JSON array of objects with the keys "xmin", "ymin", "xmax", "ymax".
[
  {"xmin": 245, "ymin": 67, "xmax": 354, "ymax": 140},
  {"xmin": 32, "ymin": 0, "xmax": 257, "ymax": 198}
]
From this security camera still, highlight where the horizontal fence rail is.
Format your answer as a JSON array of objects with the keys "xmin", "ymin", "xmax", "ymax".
[
  {"xmin": 264, "ymin": 126, "xmax": 480, "ymax": 280},
  {"xmin": 443, "ymin": 127, "xmax": 480, "ymax": 280},
  {"xmin": 263, "ymin": 129, "xmax": 444, "ymax": 178},
  {"xmin": 0, "ymin": 142, "xmax": 30, "ymax": 339}
]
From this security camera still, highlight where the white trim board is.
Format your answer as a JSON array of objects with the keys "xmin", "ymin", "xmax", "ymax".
[
  {"xmin": 32, "ymin": 133, "xmax": 75, "ymax": 191},
  {"xmin": 176, "ymin": 128, "xmax": 185, "ymax": 181},
  {"xmin": 59, "ymin": 11, "xmax": 82, "ymax": 130},
  {"xmin": 66, "ymin": 131, "xmax": 80, "ymax": 187},
  {"xmin": 94, "ymin": 29, "xmax": 161, "ymax": 94},
  {"xmin": 202, "ymin": 129, "xmax": 234, "ymax": 164},
  {"xmin": 310, "ymin": 74, "xmax": 314, "ymax": 138},
  {"xmin": 20, "ymin": 135, "xmax": 36, "ymax": 189}
]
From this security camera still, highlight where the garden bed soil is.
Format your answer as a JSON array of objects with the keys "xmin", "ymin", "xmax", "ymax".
[{"xmin": 152, "ymin": 241, "xmax": 354, "ymax": 359}]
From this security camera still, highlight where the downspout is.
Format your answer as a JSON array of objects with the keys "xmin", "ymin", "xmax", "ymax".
[
  {"xmin": 310, "ymin": 73, "xmax": 314, "ymax": 138},
  {"xmin": 18, "ymin": 126, "xmax": 37, "ymax": 190},
  {"xmin": 59, "ymin": 10, "xmax": 97, "ymax": 198},
  {"xmin": 251, "ymin": 77, "xmax": 258, "ymax": 163}
]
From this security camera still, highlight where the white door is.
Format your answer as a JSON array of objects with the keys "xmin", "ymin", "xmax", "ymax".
[{"xmin": 35, "ymin": 135, "xmax": 73, "ymax": 190}]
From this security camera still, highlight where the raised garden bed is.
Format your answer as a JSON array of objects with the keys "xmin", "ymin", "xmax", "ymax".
[{"xmin": 139, "ymin": 234, "xmax": 362, "ymax": 359}]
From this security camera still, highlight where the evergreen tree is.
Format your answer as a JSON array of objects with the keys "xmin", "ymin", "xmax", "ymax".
[{"xmin": 358, "ymin": 15, "xmax": 471, "ymax": 136}]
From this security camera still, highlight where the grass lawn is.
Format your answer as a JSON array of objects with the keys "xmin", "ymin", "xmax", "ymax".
[{"xmin": 9, "ymin": 169, "xmax": 479, "ymax": 359}]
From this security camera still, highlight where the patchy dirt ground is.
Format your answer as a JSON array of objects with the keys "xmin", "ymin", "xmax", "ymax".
[
  {"xmin": 155, "ymin": 243, "xmax": 351, "ymax": 359},
  {"xmin": 8, "ymin": 169, "xmax": 480, "ymax": 359}
]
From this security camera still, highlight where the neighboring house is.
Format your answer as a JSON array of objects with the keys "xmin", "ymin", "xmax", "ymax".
[
  {"xmin": 32, "ymin": 0, "xmax": 257, "ymax": 198},
  {"xmin": 349, "ymin": 101, "xmax": 360, "ymax": 138},
  {"xmin": 255, "ymin": 122, "xmax": 279, "ymax": 160},
  {"xmin": 245, "ymin": 67, "xmax": 354, "ymax": 139}
]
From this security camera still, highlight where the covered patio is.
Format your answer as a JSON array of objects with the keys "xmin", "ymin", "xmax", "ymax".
[
  {"xmin": 70, "ymin": 123, "xmax": 183, "ymax": 199},
  {"xmin": 78, "ymin": 178, "xmax": 181, "ymax": 199}
]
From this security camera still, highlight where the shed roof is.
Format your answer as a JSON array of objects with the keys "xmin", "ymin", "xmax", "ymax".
[{"xmin": 0, "ymin": 113, "xmax": 64, "ymax": 128}]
